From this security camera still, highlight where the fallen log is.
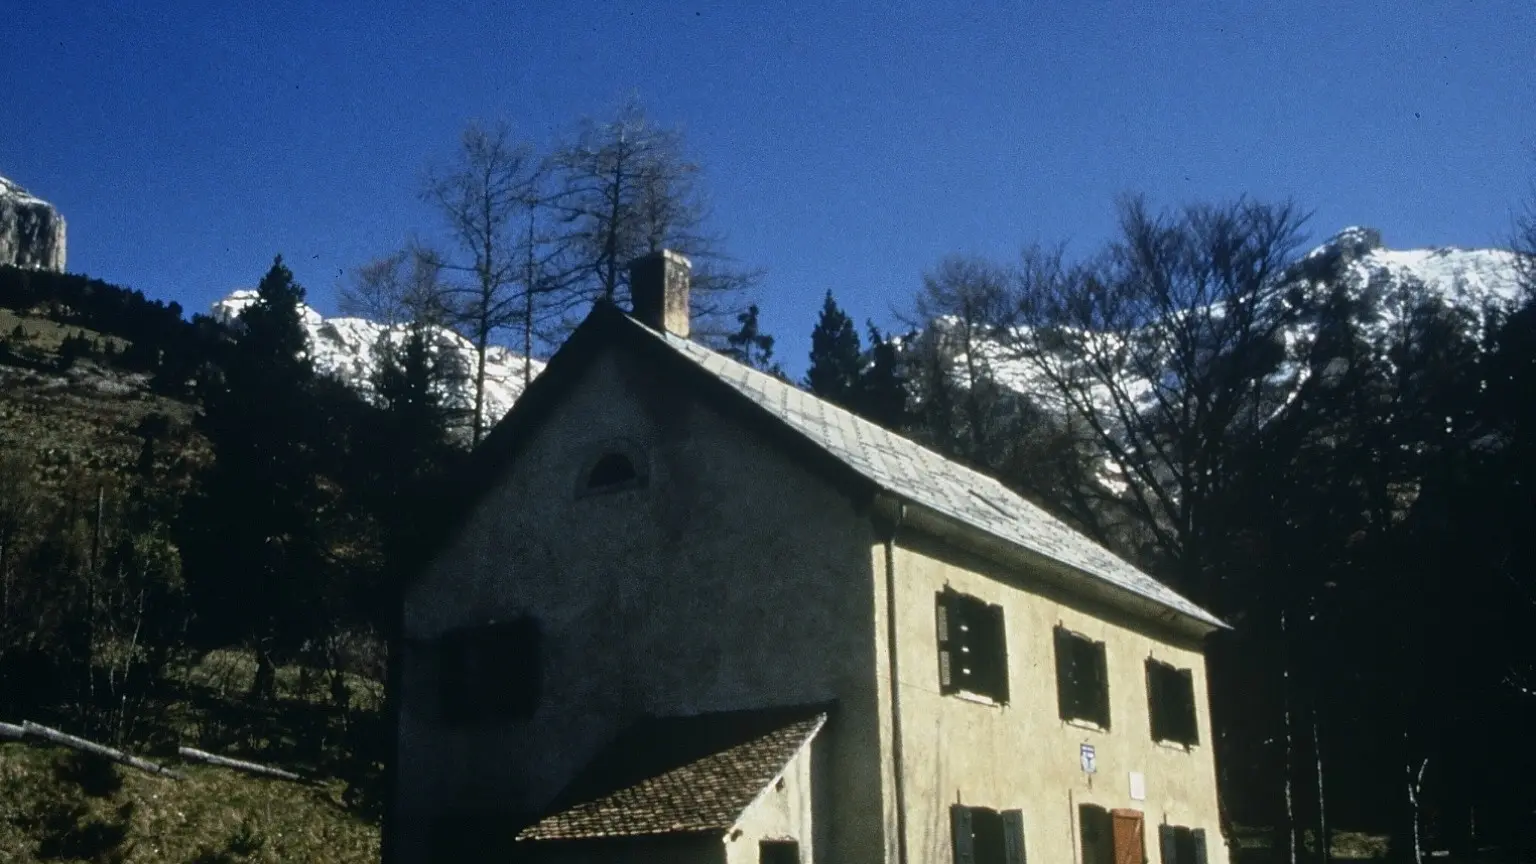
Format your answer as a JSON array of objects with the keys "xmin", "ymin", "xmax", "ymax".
[
  {"xmin": 20, "ymin": 721, "xmax": 184, "ymax": 780},
  {"xmin": 176, "ymin": 746, "xmax": 304, "ymax": 783},
  {"xmin": 0, "ymin": 722, "xmax": 24, "ymax": 740}
]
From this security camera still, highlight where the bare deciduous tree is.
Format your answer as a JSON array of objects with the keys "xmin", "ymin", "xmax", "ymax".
[
  {"xmin": 548, "ymin": 97, "xmax": 757, "ymax": 342},
  {"xmin": 420, "ymin": 121, "xmax": 545, "ymax": 445},
  {"xmin": 339, "ymin": 247, "xmax": 448, "ymax": 329},
  {"xmin": 1002, "ymin": 196, "xmax": 1311, "ymax": 606},
  {"xmin": 1516, "ymin": 180, "xmax": 1536, "ymax": 297}
]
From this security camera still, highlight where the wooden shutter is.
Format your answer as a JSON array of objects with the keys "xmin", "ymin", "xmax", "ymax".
[
  {"xmin": 937, "ymin": 593, "xmax": 955, "ymax": 693},
  {"xmin": 1111, "ymin": 810, "xmax": 1145, "ymax": 864},
  {"xmin": 1002, "ymin": 809, "xmax": 1027, "ymax": 864},
  {"xmin": 1158, "ymin": 825, "xmax": 1178, "ymax": 864},
  {"xmin": 1054, "ymin": 627, "xmax": 1075, "ymax": 720},
  {"xmin": 1191, "ymin": 829, "xmax": 1208, "ymax": 864},
  {"xmin": 951, "ymin": 805, "xmax": 975, "ymax": 864},
  {"xmin": 1092, "ymin": 641, "xmax": 1111, "ymax": 728}
]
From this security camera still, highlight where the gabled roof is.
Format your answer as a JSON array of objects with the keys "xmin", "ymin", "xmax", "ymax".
[
  {"xmin": 517, "ymin": 704, "xmax": 829, "ymax": 842},
  {"xmin": 410, "ymin": 301, "xmax": 1225, "ymax": 632},
  {"xmin": 637, "ymin": 322, "xmax": 1225, "ymax": 630}
]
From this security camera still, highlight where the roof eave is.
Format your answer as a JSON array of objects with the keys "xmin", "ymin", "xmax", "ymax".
[
  {"xmin": 874, "ymin": 494, "xmax": 1228, "ymax": 641},
  {"xmin": 517, "ymin": 827, "xmax": 726, "ymax": 845}
]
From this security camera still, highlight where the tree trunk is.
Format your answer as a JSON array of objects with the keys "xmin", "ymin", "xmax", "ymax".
[
  {"xmin": 178, "ymin": 746, "xmax": 305, "ymax": 782},
  {"xmin": 21, "ymin": 720, "xmax": 183, "ymax": 779},
  {"xmin": 1407, "ymin": 758, "xmax": 1428, "ymax": 864},
  {"xmin": 1283, "ymin": 609, "xmax": 1298, "ymax": 864},
  {"xmin": 1314, "ymin": 707, "xmax": 1329, "ymax": 864},
  {"xmin": 472, "ymin": 322, "xmax": 489, "ymax": 447},
  {"xmin": 249, "ymin": 649, "xmax": 276, "ymax": 703},
  {"xmin": 524, "ymin": 213, "xmax": 536, "ymax": 390}
]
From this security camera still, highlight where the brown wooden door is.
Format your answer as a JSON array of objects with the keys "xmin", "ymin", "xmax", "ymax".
[{"xmin": 1111, "ymin": 809, "xmax": 1146, "ymax": 864}]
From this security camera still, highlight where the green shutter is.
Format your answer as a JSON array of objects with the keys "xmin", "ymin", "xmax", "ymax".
[
  {"xmin": 1147, "ymin": 661, "xmax": 1166, "ymax": 742},
  {"xmin": 1159, "ymin": 825, "xmax": 1178, "ymax": 864},
  {"xmin": 937, "ymin": 594, "xmax": 954, "ymax": 693},
  {"xmin": 951, "ymin": 805, "xmax": 975, "ymax": 864},
  {"xmin": 1178, "ymin": 669, "xmax": 1199, "ymax": 745},
  {"xmin": 1192, "ymin": 829, "xmax": 1208, "ymax": 864},
  {"xmin": 990, "ymin": 603, "xmax": 1010, "ymax": 704},
  {"xmin": 1093, "ymin": 641, "xmax": 1111, "ymax": 728},
  {"xmin": 1079, "ymin": 804, "xmax": 1111, "ymax": 864},
  {"xmin": 1002, "ymin": 809, "xmax": 1027, "ymax": 864},
  {"xmin": 1054, "ymin": 627, "xmax": 1074, "ymax": 720}
]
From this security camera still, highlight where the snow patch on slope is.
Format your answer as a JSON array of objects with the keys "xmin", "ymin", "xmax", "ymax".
[{"xmin": 210, "ymin": 290, "xmax": 545, "ymax": 430}]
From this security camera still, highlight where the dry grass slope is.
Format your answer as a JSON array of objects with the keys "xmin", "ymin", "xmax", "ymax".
[{"xmin": 0, "ymin": 650, "xmax": 384, "ymax": 863}]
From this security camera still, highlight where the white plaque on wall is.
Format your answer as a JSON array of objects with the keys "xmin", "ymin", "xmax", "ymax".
[{"xmin": 1129, "ymin": 771, "xmax": 1147, "ymax": 801}]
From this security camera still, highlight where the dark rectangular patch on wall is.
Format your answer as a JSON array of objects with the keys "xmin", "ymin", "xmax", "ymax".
[{"xmin": 438, "ymin": 615, "xmax": 542, "ymax": 724}]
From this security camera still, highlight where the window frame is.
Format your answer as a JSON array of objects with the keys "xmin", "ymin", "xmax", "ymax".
[
  {"xmin": 1054, "ymin": 626, "xmax": 1111, "ymax": 728},
  {"xmin": 1146, "ymin": 658, "xmax": 1200, "ymax": 747},
  {"xmin": 936, "ymin": 587, "xmax": 1010, "ymax": 704}
]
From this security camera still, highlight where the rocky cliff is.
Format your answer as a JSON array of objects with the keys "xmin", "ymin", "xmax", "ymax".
[{"xmin": 0, "ymin": 175, "xmax": 67, "ymax": 272}]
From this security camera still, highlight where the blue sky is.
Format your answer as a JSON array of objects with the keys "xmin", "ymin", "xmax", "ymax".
[{"xmin": 3, "ymin": 1, "xmax": 1533, "ymax": 377}]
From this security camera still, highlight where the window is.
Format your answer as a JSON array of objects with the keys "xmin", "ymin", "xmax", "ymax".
[
  {"xmin": 1146, "ymin": 659, "xmax": 1199, "ymax": 746},
  {"xmin": 760, "ymin": 840, "xmax": 801, "ymax": 864},
  {"xmin": 950, "ymin": 804, "xmax": 1026, "ymax": 864},
  {"xmin": 1054, "ymin": 627, "xmax": 1110, "ymax": 727},
  {"xmin": 576, "ymin": 441, "xmax": 649, "ymax": 497},
  {"xmin": 1158, "ymin": 825, "xmax": 1208, "ymax": 864},
  {"xmin": 936, "ymin": 588, "xmax": 1009, "ymax": 703},
  {"xmin": 438, "ymin": 616, "xmax": 542, "ymax": 724}
]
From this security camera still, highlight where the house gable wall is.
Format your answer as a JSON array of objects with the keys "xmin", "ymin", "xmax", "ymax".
[
  {"xmin": 726, "ymin": 732, "xmax": 821, "ymax": 864},
  {"xmin": 394, "ymin": 344, "xmax": 886, "ymax": 864}
]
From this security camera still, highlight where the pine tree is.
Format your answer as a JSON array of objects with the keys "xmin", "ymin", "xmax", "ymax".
[
  {"xmin": 856, "ymin": 322, "xmax": 909, "ymax": 429},
  {"xmin": 181, "ymin": 256, "xmax": 331, "ymax": 701},
  {"xmin": 724, "ymin": 304, "xmax": 785, "ymax": 378},
  {"xmin": 805, "ymin": 291, "xmax": 863, "ymax": 409},
  {"xmin": 354, "ymin": 322, "xmax": 461, "ymax": 630}
]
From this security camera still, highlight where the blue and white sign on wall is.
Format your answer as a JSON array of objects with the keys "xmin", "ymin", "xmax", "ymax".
[{"xmin": 1080, "ymin": 743, "xmax": 1097, "ymax": 774}]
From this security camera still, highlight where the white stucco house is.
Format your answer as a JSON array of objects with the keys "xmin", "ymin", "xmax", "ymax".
[{"xmin": 384, "ymin": 250, "xmax": 1230, "ymax": 864}]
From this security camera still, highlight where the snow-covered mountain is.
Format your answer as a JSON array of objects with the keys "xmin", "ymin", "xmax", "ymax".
[
  {"xmin": 960, "ymin": 226, "xmax": 1525, "ymax": 403},
  {"xmin": 921, "ymin": 227, "xmax": 1527, "ymax": 495},
  {"xmin": 211, "ymin": 290, "xmax": 545, "ymax": 431},
  {"xmin": 0, "ymin": 175, "xmax": 67, "ymax": 272}
]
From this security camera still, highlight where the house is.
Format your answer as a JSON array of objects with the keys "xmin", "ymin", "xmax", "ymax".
[{"xmin": 385, "ymin": 249, "xmax": 1231, "ymax": 864}]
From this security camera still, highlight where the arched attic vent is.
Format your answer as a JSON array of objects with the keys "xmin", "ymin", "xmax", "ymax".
[{"xmin": 575, "ymin": 439, "xmax": 650, "ymax": 498}]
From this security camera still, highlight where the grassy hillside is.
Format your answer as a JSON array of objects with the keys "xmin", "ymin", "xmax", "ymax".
[
  {"xmin": 0, "ymin": 294, "xmax": 385, "ymax": 862},
  {"xmin": 0, "ymin": 651, "xmax": 382, "ymax": 863}
]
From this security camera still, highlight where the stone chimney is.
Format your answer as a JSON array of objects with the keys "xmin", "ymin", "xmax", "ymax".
[{"xmin": 629, "ymin": 249, "xmax": 691, "ymax": 339}]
